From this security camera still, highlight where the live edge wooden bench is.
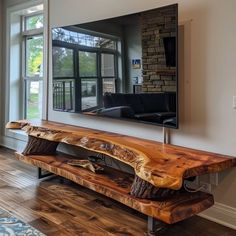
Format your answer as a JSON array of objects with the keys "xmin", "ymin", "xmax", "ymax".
[{"xmin": 6, "ymin": 120, "xmax": 236, "ymax": 234}]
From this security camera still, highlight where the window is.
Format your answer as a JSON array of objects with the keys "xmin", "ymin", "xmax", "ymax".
[
  {"xmin": 22, "ymin": 12, "xmax": 44, "ymax": 119},
  {"xmin": 52, "ymin": 28, "xmax": 116, "ymax": 49},
  {"xmin": 53, "ymin": 47, "xmax": 74, "ymax": 77},
  {"xmin": 25, "ymin": 14, "xmax": 43, "ymax": 31},
  {"xmin": 79, "ymin": 51, "xmax": 98, "ymax": 110},
  {"xmin": 52, "ymin": 27, "xmax": 118, "ymax": 112},
  {"xmin": 52, "ymin": 47, "xmax": 74, "ymax": 111},
  {"xmin": 101, "ymin": 53, "xmax": 116, "ymax": 94}
]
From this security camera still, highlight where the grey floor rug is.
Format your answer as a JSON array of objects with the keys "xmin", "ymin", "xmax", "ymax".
[{"xmin": 0, "ymin": 208, "xmax": 45, "ymax": 236}]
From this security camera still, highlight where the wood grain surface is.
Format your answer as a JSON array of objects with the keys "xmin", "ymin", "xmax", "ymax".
[
  {"xmin": 7, "ymin": 120, "xmax": 236, "ymax": 190},
  {"xmin": 15, "ymin": 152, "xmax": 215, "ymax": 224},
  {"xmin": 130, "ymin": 175, "xmax": 177, "ymax": 199},
  {"xmin": 1, "ymin": 147, "xmax": 236, "ymax": 236},
  {"xmin": 22, "ymin": 135, "xmax": 59, "ymax": 155}
]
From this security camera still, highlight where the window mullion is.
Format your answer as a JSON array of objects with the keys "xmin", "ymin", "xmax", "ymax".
[
  {"xmin": 23, "ymin": 76, "xmax": 43, "ymax": 81},
  {"xmin": 22, "ymin": 28, "xmax": 43, "ymax": 37}
]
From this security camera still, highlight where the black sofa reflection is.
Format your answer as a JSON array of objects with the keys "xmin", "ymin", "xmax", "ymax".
[{"xmin": 96, "ymin": 92, "xmax": 176, "ymax": 125}]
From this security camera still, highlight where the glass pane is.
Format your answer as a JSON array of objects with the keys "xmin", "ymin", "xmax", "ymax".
[
  {"xmin": 99, "ymin": 39, "xmax": 116, "ymax": 49},
  {"xmin": 26, "ymin": 35, "xmax": 43, "ymax": 77},
  {"xmin": 53, "ymin": 79, "xmax": 74, "ymax": 111},
  {"xmin": 53, "ymin": 47, "xmax": 74, "ymax": 77},
  {"xmin": 103, "ymin": 78, "xmax": 116, "ymax": 94},
  {"xmin": 52, "ymin": 27, "xmax": 116, "ymax": 49},
  {"xmin": 26, "ymin": 81, "xmax": 43, "ymax": 119},
  {"xmin": 81, "ymin": 78, "xmax": 97, "ymax": 110},
  {"xmin": 79, "ymin": 51, "xmax": 97, "ymax": 77},
  {"xmin": 26, "ymin": 14, "xmax": 43, "ymax": 30},
  {"xmin": 101, "ymin": 54, "xmax": 115, "ymax": 77}
]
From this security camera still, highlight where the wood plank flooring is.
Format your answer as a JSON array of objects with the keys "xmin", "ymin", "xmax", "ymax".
[{"xmin": 0, "ymin": 147, "xmax": 235, "ymax": 236}]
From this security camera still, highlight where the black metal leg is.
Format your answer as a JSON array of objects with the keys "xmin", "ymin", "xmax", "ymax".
[
  {"xmin": 37, "ymin": 168, "xmax": 53, "ymax": 179},
  {"xmin": 148, "ymin": 216, "xmax": 156, "ymax": 232},
  {"xmin": 148, "ymin": 216, "xmax": 166, "ymax": 235}
]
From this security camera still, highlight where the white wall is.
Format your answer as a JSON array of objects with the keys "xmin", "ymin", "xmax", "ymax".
[{"xmin": 48, "ymin": 0, "xmax": 236, "ymax": 213}]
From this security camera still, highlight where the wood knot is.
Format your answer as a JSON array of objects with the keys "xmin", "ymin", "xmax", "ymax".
[
  {"xmin": 80, "ymin": 137, "xmax": 89, "ymax": 145},
  {"xmin": 100, "ymin": 143, "xmax": 113, "ymax": 150}
]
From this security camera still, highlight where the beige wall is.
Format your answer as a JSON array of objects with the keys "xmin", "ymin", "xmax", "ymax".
[{"xmin": 48, "ymin": 0, "xmax": 236, "ymax": 210}]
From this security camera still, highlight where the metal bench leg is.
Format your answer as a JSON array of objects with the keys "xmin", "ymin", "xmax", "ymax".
[
  {"xmin": 37, "ymin": 168, "xmax": 53, "ymax": 179},
  {"xmin": 148, "ymin": 216, "xmax": 167, "ymax": 235}
]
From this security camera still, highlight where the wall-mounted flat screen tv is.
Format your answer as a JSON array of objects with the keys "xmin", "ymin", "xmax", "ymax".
[{"xmin": 52, "ymin": 3, "xmax": 178, "ymax": 128}]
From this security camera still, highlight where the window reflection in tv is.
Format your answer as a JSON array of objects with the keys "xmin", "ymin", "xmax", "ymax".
[{"xmin": 52, "ymin": 4, "xmax": 178, "ymax": 128}]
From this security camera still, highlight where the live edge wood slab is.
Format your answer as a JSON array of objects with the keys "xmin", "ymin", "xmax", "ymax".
[
  {"xmin": 6, "ymin": 120, "xmax": 236, "ymax": 190},
  {"xmin": 15, "ymin": 152, "xmax": 214, "ymax": 224},
  {"xmin": 6, "ymin": 119, "xmax": 236, "ymax": 229}
]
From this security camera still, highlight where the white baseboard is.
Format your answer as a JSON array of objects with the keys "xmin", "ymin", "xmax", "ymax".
[{"xmin": 199, "ymin": 202, "xmax": 236, "ymax": 230}]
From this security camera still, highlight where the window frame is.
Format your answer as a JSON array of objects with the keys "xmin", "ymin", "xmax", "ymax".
[
  {"xmin": 78, "ymin": 50, "xmax": 99, "ymax": 111},
  {"xmin": 24, "ymin": 11, "xmax": 43, "ymax": 32},
  {"xmin": 21, "ymin": 12, "xmax": 44, "ymax": 119},
  {"xmin": 52, "ymin": 32, "xmax": 119, "ymax": 112},
  {"xmin": 4, "ymin": 0, "xmax": 47, "ymax": 144}
]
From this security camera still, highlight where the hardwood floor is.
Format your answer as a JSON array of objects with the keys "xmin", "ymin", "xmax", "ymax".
[{"xmin": 0, "ymin": 147, "xmax": 235, "ymax": 236}]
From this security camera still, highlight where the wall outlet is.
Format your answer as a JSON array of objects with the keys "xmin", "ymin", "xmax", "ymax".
[{"xmin": 200, "ymin": 181, "xmax": 212, "ymax": 193}]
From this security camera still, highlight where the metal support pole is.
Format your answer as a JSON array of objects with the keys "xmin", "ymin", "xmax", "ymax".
[
  {"xmin": 148, "ymin": 216, "xmax": 156, "ymax": 232},
  {"xmin": 147, "ymin": 216, "xmax": 166, "ymax": 235},
  {"xmin": 163, "ymin": 127, "xmax": 170, "ymax": 144},
  {"xmin": 37, "ymin": 168, "xmax": 53, "ymax": 179}
]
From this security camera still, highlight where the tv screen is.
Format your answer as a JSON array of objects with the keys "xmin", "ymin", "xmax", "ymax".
[{"xmin": 52, "ymin": 4, "xmax": 178, "ymax": 128}]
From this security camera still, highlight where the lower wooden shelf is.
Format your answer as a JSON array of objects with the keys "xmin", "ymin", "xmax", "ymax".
[{"xmin": 15, "ymin": 152, "xmax": 214, "ymax": 224}]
